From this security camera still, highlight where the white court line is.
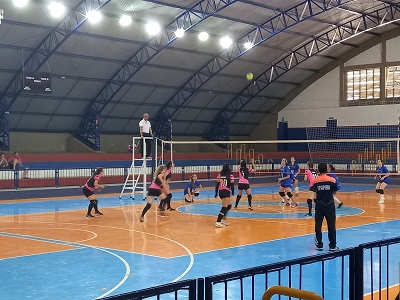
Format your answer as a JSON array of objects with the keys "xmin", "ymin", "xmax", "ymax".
[
  {"xmin": 4, "ymin": 219, "xmax": 195, "ymax": 294},
  {"xmin": 0, "ymin": 227, "xmax": 98, "ymax": 243},
  {"xmin": 0, "ymin": 230, "xmax": 130, "ymax": 299}
]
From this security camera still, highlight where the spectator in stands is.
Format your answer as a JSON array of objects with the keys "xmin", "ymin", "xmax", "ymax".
[
  {"xmin": 8, "ymin": 152, "xmax": 29, "ymax": 178},
  {"xmin": 0, "ymin": 152, "xmax": 9, "ymax": 169}
]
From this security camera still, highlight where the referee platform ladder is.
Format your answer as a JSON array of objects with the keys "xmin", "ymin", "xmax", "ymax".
[{"xmin": 119, "ymin": 137, "xmax": 153, "ymax": 200}]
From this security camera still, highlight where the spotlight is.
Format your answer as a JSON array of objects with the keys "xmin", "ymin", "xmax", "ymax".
[
  {"xmin": 244, "ymin": 42, "xmax": 253, "ymax": 50},
  {"xmin": 48, "ymin": 2, "xmax": 66, "ymax": 18},
  {"xmin": 220, "ymin": 36, "xmax": 232, "ymax": 48},
  {"xmin": 86, "ymin": 10, "xmax": 102, "ymax": 24},
  {"xmin": 119, "ymin": 14, "xmax": 132, "ymax": 26},
  {"xmin": 13, "ymin": 0, "xmax": 29, "ymax": 8},
  {"xmin": 198, "ymin": 31, "xmax": 209, "ymax": 41},
  {"xmin": 146, "ymin": 21, "xmax": 161, "ymax": 35},
  {"xmin": 175, "ymin": 28, "xmax": 185, "ymax": 38}
]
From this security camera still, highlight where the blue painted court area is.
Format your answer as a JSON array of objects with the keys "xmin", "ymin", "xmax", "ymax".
[{"xmin": 0, "ymin": 183, "xmax": 398, "ymax": 299}]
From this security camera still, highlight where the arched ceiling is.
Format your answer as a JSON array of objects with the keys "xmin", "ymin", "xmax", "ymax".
[{"xmin": 1, "ymin": 0, "xmax": 400, "ymax": 144}]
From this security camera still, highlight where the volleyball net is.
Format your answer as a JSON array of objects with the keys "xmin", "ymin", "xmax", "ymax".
[{"xmin": 158, "ymin": 136, "xmax": 400, "ymax": 181}]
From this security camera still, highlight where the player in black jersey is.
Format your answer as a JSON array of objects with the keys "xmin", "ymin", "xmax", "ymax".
[{"xmin": 82, "ymin": 168, "xmax": 105, "ymax": 218}]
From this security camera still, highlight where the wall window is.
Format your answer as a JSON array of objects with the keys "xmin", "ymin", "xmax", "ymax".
[
  {"xmin": 346, "ymin": 68, "xmax": 380, "ymax": 101},
  {"xmin": 386, "ymin": 66, "xmax": 400, "ymax": 98}
]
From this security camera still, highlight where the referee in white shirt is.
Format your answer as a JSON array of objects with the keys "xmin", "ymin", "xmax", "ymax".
[{"xmin": 139, "ymin": 113, "xmax": 153, "ymax": 158}]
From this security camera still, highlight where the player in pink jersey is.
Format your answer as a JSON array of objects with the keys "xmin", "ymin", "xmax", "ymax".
[
  {"xmin": 234, "ymin": 159, "xmax": 255, "ymax": 210},
  {"xmin": 82, "ymin": 168, "xmax": 105, "ymax": 218},
  {"xmin": 214, "ymin": 164, "xmax": 235, "ymax": 228},
  {"xmin": 304, "ymin": 161, "xmax": 318, "ymax": 217},
  {"xmin": 140, "ymin": 165, "xmax": 167, "ymax": 222},
  {"xmin": 158, "ymin": 161, "xmax": 174, "ymax": 211}
]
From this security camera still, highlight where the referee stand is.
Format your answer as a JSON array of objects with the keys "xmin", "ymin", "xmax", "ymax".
[{"xmin": 120, "ymin": 136, "xmax": 155, "ymax": 200}]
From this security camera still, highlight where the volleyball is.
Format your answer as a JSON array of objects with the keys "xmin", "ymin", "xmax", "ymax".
[{"xmin": 246, "ymin": 72, "xmax": 253, "ymax": 81}]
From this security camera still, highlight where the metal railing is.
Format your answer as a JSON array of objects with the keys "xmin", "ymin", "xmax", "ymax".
[
  {"xmin": 100, "ymin": 279, "xmax": 197, "ymax": 300},
  {"xmin": 102, "ymin": 237, "xmax": 400, "ymax": 300}
]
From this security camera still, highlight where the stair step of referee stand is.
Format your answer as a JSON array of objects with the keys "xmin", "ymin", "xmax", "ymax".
[{"xmin": 119, "ymin": 136, "xmax": 153, "ymax": 201}]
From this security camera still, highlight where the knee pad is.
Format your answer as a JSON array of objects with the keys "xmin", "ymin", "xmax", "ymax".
[
  {"xmin": 379, "ymin": 189, "xmax": 384, "ymax": 194},
  {"xmin": 287, "ymin": 192, "xmax": 293, "ymax": 199},
  {"xmin": 194, "ymin": 192, "xmax": 199, "ymax": 197},
  {"xmin": 279, "ymin": 192, "xmax": 285, "ymax": 197},
  {"xmin": 375, "ymin": 189, "xmax": 380, "ymax": 194}
]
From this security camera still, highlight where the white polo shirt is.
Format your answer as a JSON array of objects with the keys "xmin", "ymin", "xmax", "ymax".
[{"xmin": 139, "ymin": 119, "xmax": 151, "ymax": 134}]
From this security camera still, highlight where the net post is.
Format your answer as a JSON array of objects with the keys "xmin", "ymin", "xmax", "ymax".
[{"xmin": 397, "ymin": 110, "xmax": 400, "ymax": 173}]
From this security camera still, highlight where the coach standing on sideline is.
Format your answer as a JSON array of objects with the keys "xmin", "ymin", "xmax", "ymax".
[
  {"xmin": 310, "ymin": 162, "xmax": 338, "ymax": 252},
  {"xmin": 139, "ymin": 113, "xmax": 153, "ymax": 158}
]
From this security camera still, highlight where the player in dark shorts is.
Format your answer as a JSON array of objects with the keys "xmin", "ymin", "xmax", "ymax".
[
  {"xmin": 278, "ymin": 158, "xmax": 298, "ymax": 207},
  {"xmin": 82, "ymin": 168, "xmax": 105, "ymax": 218},
  {"xmin": 304, "ymin": 161, "xmax": 318, "ymax": 217},
  {"xmin": 158, "ymin": 161, "xmax": 174, "ymax": 211},
  {"xmin": 140, "ymin": 165, "xmax": 167, "ymax": 222},
  {"xmin": 234, "ymin": 159, "xmax": 255, "ymax": 210},
  {"xmin": 214, "ymin": 164, "xmax": 235, "ymax": 228},
  {"xmin": 374, "ymin": 159, "xmax": 390, "ymax": 204}
]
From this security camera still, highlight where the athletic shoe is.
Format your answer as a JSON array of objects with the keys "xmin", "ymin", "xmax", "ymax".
[
  {"xmin": 316, "ymin": 245, "xmax": 323, "ymax": 251},
  {"xmin": 338, "ymin": 202, "xmax": 343, "ymax": 209},
  {"xmin": 248, "ymin": 206, "xmax": 253, "ymax": 210},
  {"xmin": 285, "ymin": 202, "xmax": 290, "ymax": 206},
  {"xmin": 378, "ymin": 199, "xmax": 385, "ymax": 204},
  {"xmin": 293, "ymin": 203, "xmax": 299, "ymax": 207},
  {"xmin": 86, "ymin": 214, "xmax": 95, "ymax": 218},
  {"xmin": 221, "ymin": 219, "xmax": 229, "ymax": 226},
  {"xmin": 305, "ymin": 213, "xmax": 312, "ymax": 217},
  {"xmin": 191, "ymin": 199, "xmax": 194, "ymax": 202},
  {"xmin": 233, "ymin": 206, "xmax": 237, "ymax": 210},
  {"xmin": 158, "ymin": 207, "xmax": 165, "ymax": 211},
  {"xmin": 215, "ymin": 222, "xmax": 225, "ymax": 228},
  {"xmin": 329, "ymin": 246, "xmax": 339, "ymax": 252},
  {"xmin": 94, "ymin": 211, "xmax": 103, "ymax": 216},
  {"xmin": 281, "ymin": 199, "xmax": 286, "ymax": 203},
  {"xmin": 184, "ymin": 199, "xmax": 191, "ymax": 203},
  {"xmin": 167, "ymin": 207, "xmax": 175, "ymax": 211},
  {"xmin": 139, "ymin": 216, "xmax": 144, "ymax": 222}
]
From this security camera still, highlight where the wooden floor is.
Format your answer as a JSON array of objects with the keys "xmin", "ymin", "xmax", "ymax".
[{"xmin": 0, "ymin": 184, "xmax": 399, "ymax": 299}]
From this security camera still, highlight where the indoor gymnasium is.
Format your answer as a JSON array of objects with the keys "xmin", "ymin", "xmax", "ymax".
[{"xmin": 1, "ymin": 0, "xmax": 400, "ymax": 299}]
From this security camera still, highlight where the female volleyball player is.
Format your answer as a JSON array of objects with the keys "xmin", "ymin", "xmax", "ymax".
[
  {"xmin": 374, "ymin": 159, "xmax": 390, "ymax": 204},
  {"xmin": 184, "ymin": 174, "xmax": 202, "ymax": 202},
  {"xmin": 289, "ymin": 156, "xmax": 300, "ymax": 198},
  {"xmin": 278, "ymin": 158, "xmax": 298, "ymax": 207},
  {"xmin": 304, "ymin": 161, "xmax": 318, "ymax": 217},
  {"xmin": 83, "ymin": 168, "xmax": 105, "ymax": 218},
  {"xmin": 140, "ymin": 165, "xmax": 168, "ymax": 222},
  {"xmin": 234, "ymin": 159, "xmax": 255, "ymax": 210},
  {"xmin": 327, "ymin": 164, "xmax": 343, "ymax": 208},
  {"xmin": 214, "ymin": 164, "xmax": 235, "ymax": 228},
  {"xmin": 158, "ymin": 160, "xmax": 174, "ymax": 211}
]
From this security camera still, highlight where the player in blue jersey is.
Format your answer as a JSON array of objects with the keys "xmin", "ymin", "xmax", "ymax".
[
  {"xmin": 289, "ymin": 156, "xmax": 300, "ymax": 199},
  {"xmin": 374, "ymin": 159, "xmax": 389, "ymax": 204},
  {"xmin": 278, "ymin": 158, "xmax": 298, "ymax": 207},
  {"xmin": 327, "ymin": 164, "xmax": 343, "ymax": 208}
]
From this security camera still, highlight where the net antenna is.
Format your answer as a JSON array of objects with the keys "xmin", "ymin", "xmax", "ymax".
[
  {"xmin": 0, "ymin": 9, "xmax": 4, "ymax": 24},
  {"xmin": 168, "ymin": 118, "xmax": 173, "ymax": 162}
]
